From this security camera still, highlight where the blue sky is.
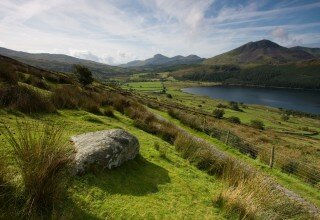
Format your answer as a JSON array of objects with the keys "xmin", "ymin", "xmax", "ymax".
[{"xmin": 0, "ymin": 0, "xmax": 319, "ymax": 64}]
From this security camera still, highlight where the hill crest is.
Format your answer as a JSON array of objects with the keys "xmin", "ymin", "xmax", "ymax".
[{"xmin": 203, "ymin": 39, "xmax": 315, "ymax": 65}]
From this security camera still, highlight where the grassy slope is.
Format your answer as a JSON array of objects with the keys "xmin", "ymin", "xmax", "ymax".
[
  {"xmin": 121, "ymin": 81, "xmax": 320, "ymax": 169},
  {"xmin": 120, "ymin": 80, "xmax": 320, "ymax": 205},
  {"xmin": 149, "ymin": 108, "xmax": 320, "ymax": 208},
  {"xmin": 0, "ymin": 109, "xmax": 226, "ymax": 219}
]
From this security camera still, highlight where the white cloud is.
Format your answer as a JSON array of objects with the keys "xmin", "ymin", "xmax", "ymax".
[
  {"xmin": 0, "ymin": 0, "xmax": 319, "ymax": 64},
  {"xmin": 270, "ymin": 27, "xmax": 303, "ymax": 46},
  {"xmin": 271, "ymin": 27, "xmax": 289, "ymax": 41}
]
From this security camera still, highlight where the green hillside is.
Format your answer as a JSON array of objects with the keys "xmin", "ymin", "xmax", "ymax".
[{"xmin": 0, "ymin": 55, "xmax": 319, "ymax": 219}]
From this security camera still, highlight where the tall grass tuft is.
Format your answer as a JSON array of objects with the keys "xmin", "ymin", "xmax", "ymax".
[
  {"xmin": 1, "ymin": 121, "xmax": 71, "ymax": 217},
  {"xmin": 214, "ymin": 175, "xmax": 308, "ymax": 219}
]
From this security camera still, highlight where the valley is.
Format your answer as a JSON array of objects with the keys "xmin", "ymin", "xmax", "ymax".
[{"xmin": 1, "ymin": 40, "xmax": 320, "ymax": 219}]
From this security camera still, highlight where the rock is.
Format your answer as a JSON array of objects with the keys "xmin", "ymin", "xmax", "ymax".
[{"xmin": 71, "ymin": 129, "xmax": 140, "ymax": 174}]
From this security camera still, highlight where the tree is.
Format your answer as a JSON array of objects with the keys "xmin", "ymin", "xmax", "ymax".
[{"xmin": 73, "ymin": 65, "xmax": 93, "ymax": 86}]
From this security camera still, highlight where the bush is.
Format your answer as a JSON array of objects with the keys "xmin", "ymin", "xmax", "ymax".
[
  {"xmin": 52, "ymin": 85, "xmax": 103, "ymax": 113},
  {"xmin": 213, "ymin": 109, "xmax": 225, "ymax": 119},
  {"xmin": 227, "ymin": 116, "xmax": 241, "ymax": 124},
  {"xmin": 281, "ymin": 160, "xmax": 299, "ymax": 174},
  {"xmin": 250, "ymin": 120, "xmax": 265, "ymax": 130},
  {"xmin": 30, "ymin": 76, "xmax": 50, "ymax": 90},
  {"xmin": 229, "ymin": 101, "xmax": 241, "ymax": 111},
  {"xmin": 0, "ymin": 85, "xmax": 55, "ymax": 113},
  {"xmin": 0, "ymin": 62, "xmax": 18, "ymax": 84},
  {"xmin": 73, "ymin": 65, "xmax": 93, "ymax": 86},
  {"xmin": 52, "ymin": 85, "xmax": 81, "ymax": 109},
  {"xmin": 1, "ymin": 121, "xmax": 71, "ymax": 216}
]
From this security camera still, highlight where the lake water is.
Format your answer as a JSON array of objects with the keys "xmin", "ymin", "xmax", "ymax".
[{"xmin": 182, "ymin": 86, "xmax": 320, "ymax": 114}]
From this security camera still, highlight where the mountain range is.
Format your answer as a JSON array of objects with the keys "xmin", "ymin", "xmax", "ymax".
[
  {"xmin": 120, "ymin": 54, "xmax": 204, "ymax": 68},
  {"xmin": 0, "ymin": 40, "xmax": 319, "ymax": 78}
]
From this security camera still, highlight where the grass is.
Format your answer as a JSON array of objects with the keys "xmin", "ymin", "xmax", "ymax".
[
  {"xmin": 0, "ymin": 109, "xmax": 226, "ymax": 219},
  {"xmin": 214, "ymin": 175, "xmax": 304, "ymax": 219},
  {"xmin": 1, "ymin": 61, "xmax": 319, "ymax": 218},
  {"xmin": 0, "ymin": 84, "xmax": 56, "ymax": 113},
  {"xmin": 151, "ymin": 108, "xmax": 320, "ymax": 208},
  {"xmin": 123, "ymin": 81, "xmax": 320, "ymax": 176},
  {"xmin": 0, "ymin": 120, "xmax": 71, "ymax": 217}
]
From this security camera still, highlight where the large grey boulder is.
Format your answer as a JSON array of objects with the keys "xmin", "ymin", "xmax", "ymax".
[{"xmin": 71, "ymin": 129, "xmax": 140, "ymax": 174}]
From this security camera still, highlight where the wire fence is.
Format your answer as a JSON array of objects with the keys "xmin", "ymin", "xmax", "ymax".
[{"xmin": 130, "ymin": 92, "xmax": 320, "ymax": 187}]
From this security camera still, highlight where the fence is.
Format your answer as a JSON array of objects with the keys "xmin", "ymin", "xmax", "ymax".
[{"xmin": 119, "ymin": 89, "xmax": 320, "ymax": 187}]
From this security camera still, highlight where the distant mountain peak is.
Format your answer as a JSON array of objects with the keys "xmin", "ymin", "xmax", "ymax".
[
  {"xmin": 153, "ymin": 54, "xmax": 168, "ymax": 59},
  {"xmin": 186, "ymin": 54, "xmax": 201, "ymax": 59},
  {"xmin": 203, "ymin": 39, "xmax": 315, "ymax": 65},
  {"xmin": 241, "ymin": 39, "xmax": 281, "ymax": 50}
]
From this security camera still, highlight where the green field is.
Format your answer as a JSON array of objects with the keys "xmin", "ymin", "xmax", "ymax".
[{"xmin": 0, "ymin": 109, "xmax": 227, "ymax": 219}]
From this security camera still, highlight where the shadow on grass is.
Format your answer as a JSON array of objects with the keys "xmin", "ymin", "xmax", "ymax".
[{"xmin": 78, "ymin": 155, "xmax": 171, "ymax": 196}]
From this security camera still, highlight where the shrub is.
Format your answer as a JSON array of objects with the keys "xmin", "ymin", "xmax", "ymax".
[
  {"xmin": 1, "ymin": 121, "xmax": 72, "ymax": 216},
  {"xmin": 82, "ymin": 98, "xmax": 101, "ymax": 115},
  {"xmin": 281, "ymin": 160, "xmax": 299, "ymax": 174},
  {"xmin": 30, "ymin": 76, "xmax": 50, "ymax": 90},
  {"xmin": 229, "ymin": 101, "xmax": 241, "ymax": 111},
  {"xmin": 73, "ymin": 65, "xmax": 93, "ymax": 86},
  {"xmin": 227, "ymin": 116, "xmax": 241, "ymax": 124},
  {"xmin": 52, "ymin": 85, "xmax": 103, "ymax": 113},
  {"xmin": 250, "ymin": 119, "xmax": 265, "ymax": 130},
  {"xmin": 52, "ymin": 85, "xmax": 81, "ymax": 109},
  {"xmin": 0, "ymin": 63, "xmax": 18, "ymax": 84},
  {"xmin": 213, "ymin": 109, "xmax": 225, "ymax": 119},
  {"xmin": 0, "ymin": 85, "xmax": 55, "ymax": 113}
]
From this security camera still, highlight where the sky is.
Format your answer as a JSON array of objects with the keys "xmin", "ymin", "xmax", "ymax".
[{"xmin": 0, "ymin": 0, "xmax": 320, "ymax": 65}]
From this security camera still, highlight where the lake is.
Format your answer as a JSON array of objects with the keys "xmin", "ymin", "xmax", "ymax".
[{"xmin": 182, "ymin": 85, "xmax": 320, "ymax": 114}]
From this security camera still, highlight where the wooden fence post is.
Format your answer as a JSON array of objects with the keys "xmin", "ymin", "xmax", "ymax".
[
  {"xmin": 269, "ymin": 146, "xmax": 275, "ymax": 168},
  {"xmin": 225, "ymin": 130, "xmax": 230, "ymax": 145}
]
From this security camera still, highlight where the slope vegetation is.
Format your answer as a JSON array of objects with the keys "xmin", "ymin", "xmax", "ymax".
[{"xmin": 0, "ymin": 55, "xmax": 319, "ymax": 219}]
